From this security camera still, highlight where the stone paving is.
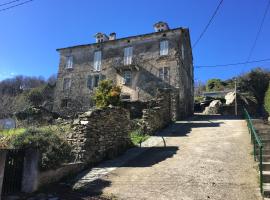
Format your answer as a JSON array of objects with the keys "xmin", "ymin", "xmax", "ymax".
[{"xmin": 72, "ymin": 115, "xmax": 262, "ymax": 200}]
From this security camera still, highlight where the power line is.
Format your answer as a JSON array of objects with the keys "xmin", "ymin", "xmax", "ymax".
[
  {"xmin": 0, "ymin": 0, "xmax": 20, "ymax": 7},
  {"xmin": 0, "ymin": 0, "xmax": 34, "ymax": 12},
  {"xmin": 246, "ymin": 0, "xmax": 270, "ymax": 61},
  {"xmin": 195, "ymin": 58, "xmax": 270, "ymax": 68},
  {"xmin": 192, "ymin": 0, "xmax": 224, "ymax": 49}
]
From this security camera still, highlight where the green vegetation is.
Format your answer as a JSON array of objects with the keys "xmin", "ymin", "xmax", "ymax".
[
  {"xmin": 238, "ymin": 68, "xmax": 270, "ymax": 108},
  {"xmin": 206, "ymin": 79, "xmax": 227, "ymax": 91},
  {"xmin": 264, "ymin": 83, "xmax": 270, "ymax": 115},
  {"xmin": 94, "ymin": 80, "xmax": 121, "ymax": 108},
  {"xmin": 0, "ymin": 128, "xmax": 26, "ymax": 136},
  {"xmin": 129, "ymin": 129, "xmax": 150, "ymax": 146},
  {"xmin": 11, "ymin": 127, "xmax": 73, "ymax": 170},
  {"xmin": 27, "ymin": 87, "xmax": 44, "ymax": 106},
  {"xmin": 0, "ymin": 124, "xmax": 73, "ymax": 170}
]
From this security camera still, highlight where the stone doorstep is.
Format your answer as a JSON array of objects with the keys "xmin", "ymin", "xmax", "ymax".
[{"xmin": 72, "ymin": 116, "xmax": 197, "ymax": 190}]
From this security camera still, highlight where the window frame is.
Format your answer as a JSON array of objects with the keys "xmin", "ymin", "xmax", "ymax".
[
  {"xmin": 159, "ymin": 67, "xmax": 170, "ymax": 82},
  {"xmin": 63, "ymin": 78, "xmax": 71, "ymax": 90},
  {"xmin": 94, "ymin": 51, "xmax": 102, "ymax": 71},
  {"xmin": 160, "ymin": 40, "xmax": 169, "ymax": 56},
  {"xmin": 65, "ymin": 56, "xmax": 73, "ymax": 69},
  {"xmin": 123, "ymin": 70, "xmax": 132, "ymax": 86},
  {"xmin": 124, "ymin": 47, "xmax": 133, "ymax": 66}
]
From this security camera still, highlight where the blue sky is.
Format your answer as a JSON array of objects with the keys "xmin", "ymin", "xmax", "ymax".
[{"xmin": 0, "ymin": 0, "xmax": 269, "ymax": 82}]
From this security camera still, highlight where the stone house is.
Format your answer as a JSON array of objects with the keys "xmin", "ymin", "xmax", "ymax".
[{"xmin": 53, "ymin": 22, "xmax": 194, "ymax": 119}]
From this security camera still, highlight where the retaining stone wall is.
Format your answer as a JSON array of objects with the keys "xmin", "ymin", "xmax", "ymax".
[{"xmin": 67, "ymin": 106, "xmax": 131, "ymax": 163}]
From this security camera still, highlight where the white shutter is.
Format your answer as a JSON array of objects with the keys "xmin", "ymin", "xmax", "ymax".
[
  {"xmin": 94, "ymin": 51, "xmax": 102, "ymax": 71},
  {"xmin": 124, "ymin": 47, "xmax": 133, "ymax": 65},
  {"xmin": 160, "ymin": 41, "xmax": 168, "ymax": 55},
  {"xmin": 181, "ymin": 45, "xmax": 185, "ymax": 60},
  {"xmin": 66, "ymin": 56, "xmax": 73, "ymax": 68}
]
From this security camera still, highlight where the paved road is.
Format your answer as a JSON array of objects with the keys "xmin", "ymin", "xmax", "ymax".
[{"xmin": 75, "ymin": 115, "xmax": 262, "ymax": 200}]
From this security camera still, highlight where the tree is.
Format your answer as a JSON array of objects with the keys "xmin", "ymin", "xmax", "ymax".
[
  {"xmin": 238, "ymin": 68, "xmax": 270, "ymax": 109},
  {"xmin": 27, "ymin": 87, "xmax": 44, "ymax": 106},
  {"xmin": 94, "ymin": 80, "xmax": 121, "ymax": 108},
  {"xmin": 206, "ymin": 79, "xmax": 226, "ymax": 91},
  {"xmin": 264, "ymin": 82, "xmax": 270, "ymax": 115}
]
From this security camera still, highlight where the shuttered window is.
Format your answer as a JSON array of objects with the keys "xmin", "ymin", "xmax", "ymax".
[
  {"xmin": 159, "ymin": 67, "xmax": 170, "ymax": 82},
  {"xmin": 63, "ymin": 78, "xmax": 71, "ymax": 90},
  {"xmin": 66, "ymin": 56, "xmax": 73, "ymax": 69},
  {"xmin": 94, "ymin": 51, "xmax": 102, "ymax": 71},
  {"xmin": 181, "ymin": 44, "xmax": 185, "ymax": 60},
  {"xmin": 123, "ymin": 70, "xmax": 132, "ymax": 85},
  {"xmin": 124, "ymin": 47, "xmax": 133, "ymax": 65},
  {"xmin": 160, "ymin": 40, "xmax": 168, "ymax": 56}
]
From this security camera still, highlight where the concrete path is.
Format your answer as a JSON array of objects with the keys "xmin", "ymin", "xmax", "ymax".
[{"xmin": 73, "ymin": 115, "xmax": 262, "ymax": 200}]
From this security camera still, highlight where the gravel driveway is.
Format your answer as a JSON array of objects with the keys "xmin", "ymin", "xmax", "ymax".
[{"xmin": 76, "ymin": 115, "xmax": 262, "ymax": 200}]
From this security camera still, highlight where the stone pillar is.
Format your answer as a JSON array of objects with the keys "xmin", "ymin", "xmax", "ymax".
[
  {"xmin": 21, "ymin": 148, "xmax": 39, "ymax": 193},
  {"xmin": 0, "ymin": 150, "xmax": 7, "ymax": 200}
]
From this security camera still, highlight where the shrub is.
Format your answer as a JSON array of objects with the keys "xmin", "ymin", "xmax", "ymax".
[
  {"xmin": 94, "ymin": 80, "xmax": 121, "ymax": 108},
  {"xmin": 11, "ymin": 127, "xmax": 73, "ymax": 170},
  {"xmin": 27, "ymin": 87, "xmax": 44, "ymax": 106},
  {"xmin": 129, "ymin": 129, "xmax": 149, "ymax": 146},
  {"xmin": 264, "ymin": 83, "xmax": 270, "ymax": 115}
]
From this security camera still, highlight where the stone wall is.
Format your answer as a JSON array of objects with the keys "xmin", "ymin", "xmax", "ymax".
[
  {"xmin": 140, "ymin": 89, "xmax": 173, "ymax": 135},
  {"xmin": 67, "ymin": 107, "xmax": 131, "ymax": 163}
]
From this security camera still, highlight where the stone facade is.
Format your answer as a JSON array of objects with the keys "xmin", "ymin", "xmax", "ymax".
[
  {"xmin": 67, "ymin": 107, "xmax": 131, "ymax": 163},
  {"xmin": 53, "ymin": 22, "xmax": 194, "ymax": 119}
]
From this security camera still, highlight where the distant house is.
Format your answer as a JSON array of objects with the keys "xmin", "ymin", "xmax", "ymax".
[
  {"xmin": 202, "ymin": 90, "xmax": 234, "ymax": 98},
  {"xmin": 53, "ymin": 22, "xmax": 194, "ymax": 119}
]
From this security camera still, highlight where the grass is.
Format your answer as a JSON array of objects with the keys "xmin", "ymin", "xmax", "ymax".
[
  {"xmin": 0, "ymin": 128, "xmax": 26, "ymax": 136},
  {"xmin": 129, "ymin": 129, "xmax": 150, "ymax": 146}
]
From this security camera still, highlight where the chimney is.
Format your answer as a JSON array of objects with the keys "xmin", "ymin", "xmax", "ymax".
[
  {"xmin": 153, "ymin": 21, "xmax": 170, "ymax": 32},
  {"xmin": 109, "ymin": 32, "xmax": 116, "ymax": 40},
  {"xmin": 94, "ymin": 32, "xmax": 109, "ymax": 43}
]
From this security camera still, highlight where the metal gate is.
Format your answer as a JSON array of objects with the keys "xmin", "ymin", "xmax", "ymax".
[{"xmin": 2, "ymin": 149, "xmax": 25, "ymax": 195}]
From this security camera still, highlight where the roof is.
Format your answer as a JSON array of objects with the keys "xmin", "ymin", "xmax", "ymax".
[{"xmin": 56, "ymin": 27, "xmax": 186, "ymax": 51}]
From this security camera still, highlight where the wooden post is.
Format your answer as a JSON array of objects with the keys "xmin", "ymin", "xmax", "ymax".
[
  {"xmin": 21, "ymin": 148, "xmax": 39, "ymax": 193},
  {"xmin": 0, "ymin": 150, "xmax": 7, "ymax": 200}
]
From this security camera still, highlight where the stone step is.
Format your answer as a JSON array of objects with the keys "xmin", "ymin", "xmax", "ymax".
[
  {"xmin": 258, "ymin": 133, "xmax": 270, "ymax": 140},
  {"xmin": 263, "ymin": 156, "xmax": 270, "ymax": 162},
  {"xmin": 263, "ymin": 171, "xmax": 270, "ymax": 183},
  {"xmin": 264, "ymin": 183, "xmax": 270, "ymax": 197},
  {"xmin": 262, "ymin": 143, "xmax": 270, "ymax": 149},
  {"xmin": 263, "ymin": 163, "xmax": 270, "ymax": 171},
  {"xmin": 256, "ymin": 148, "xmax": 270, "ymax": 155}
]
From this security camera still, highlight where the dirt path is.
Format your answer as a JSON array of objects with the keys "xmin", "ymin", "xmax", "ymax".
[{"xmin": 76, "ymin": 115, "xmax": 262, "ymax": 200}]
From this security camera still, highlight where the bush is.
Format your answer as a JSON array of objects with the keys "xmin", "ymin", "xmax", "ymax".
[
  {"xmin": 94, "ymin": 80, "xmax": 121, "ymax": 108},
  {"xmin": 264, "ymin": 83, "xmax": 270, "ymax": 115},
  {"xmin": 129, "ymin": 129, "xmax": 149, "ymax": 146},
  {"xmin": 11, "ymin": 127, "xmax": 73, "ymax": 170},
  {"xmin": 27, "ymin": 87, "xmax": 44, "ymax": 106}
]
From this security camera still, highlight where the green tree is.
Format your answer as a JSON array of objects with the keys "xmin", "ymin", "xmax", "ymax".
[
  {"xmin": 206, "ymin": 79, "xmax": 226, "ymax": 91},
  {"xmin": 94, "ymin": 80, "xmax": 121, "ymax": 108},
  {"xmin": 238, "ymin": 68, "xmax": 270, "ymax": 108},
  {"xmin": 264, "ymin": 82, "xmax": 270, "ymax": 115}
]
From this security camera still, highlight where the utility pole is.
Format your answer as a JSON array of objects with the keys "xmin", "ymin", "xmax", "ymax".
[{"xmin": 235, "ymin": 78, "xmax": 237, "ymax": 116}]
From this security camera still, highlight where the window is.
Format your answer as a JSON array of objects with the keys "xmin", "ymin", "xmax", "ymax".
[
  {"xmin": 61, "ymin": 99, "xmax": 69, "ymax": 108},
  {"xmin": 93, "ymin": 75, "xmax": 100, "ymax": 87},
  {"xmin": 63, "ymin": 78, "xmax": 71, "ymax": 90},
  {"xmin": 87, "ymin": 74, "xmax": 105, "ymax": 89},
  {"xmin": 160, "ymin": 40, "xmax": 168, "ymax": 56},
  {"xmin": 66, "ymin": 56, "xmax": 73, "ymax": 69},
  {"xmin": 87, "ymin": 75, "xmax": 92, "ymax": 89},
  {"xmin": 159, "ymin": 67, "xmax": 169, "ymax": 82},
  {"xmin": 124, "ymin": 47, "xmax": 133, "ymax": 65},
  {"xmin": 94, "ymin": 51, "xmax": 102, "ymax": 71},
  {"xmin": 181, "ymin": 44, "xmax": 185, "ymax": 60},
  {"xmin": 123, "ymin": 70, "xmax": 132, "ymax": 85}
]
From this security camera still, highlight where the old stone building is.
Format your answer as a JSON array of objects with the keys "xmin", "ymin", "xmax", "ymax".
[{"xmin": 53, "ymin": 22, "xmax": 194, "ymax": 119}]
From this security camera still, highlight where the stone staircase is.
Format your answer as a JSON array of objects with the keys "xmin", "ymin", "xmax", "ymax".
[{"xmin": 252, "ymin": 119, "xmax": 270, "ymax": 198}]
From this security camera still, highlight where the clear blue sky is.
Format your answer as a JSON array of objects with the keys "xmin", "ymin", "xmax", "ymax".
[{"xmin": 0, "ymin": 0, "xmax": 270, "ymax": 82}]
